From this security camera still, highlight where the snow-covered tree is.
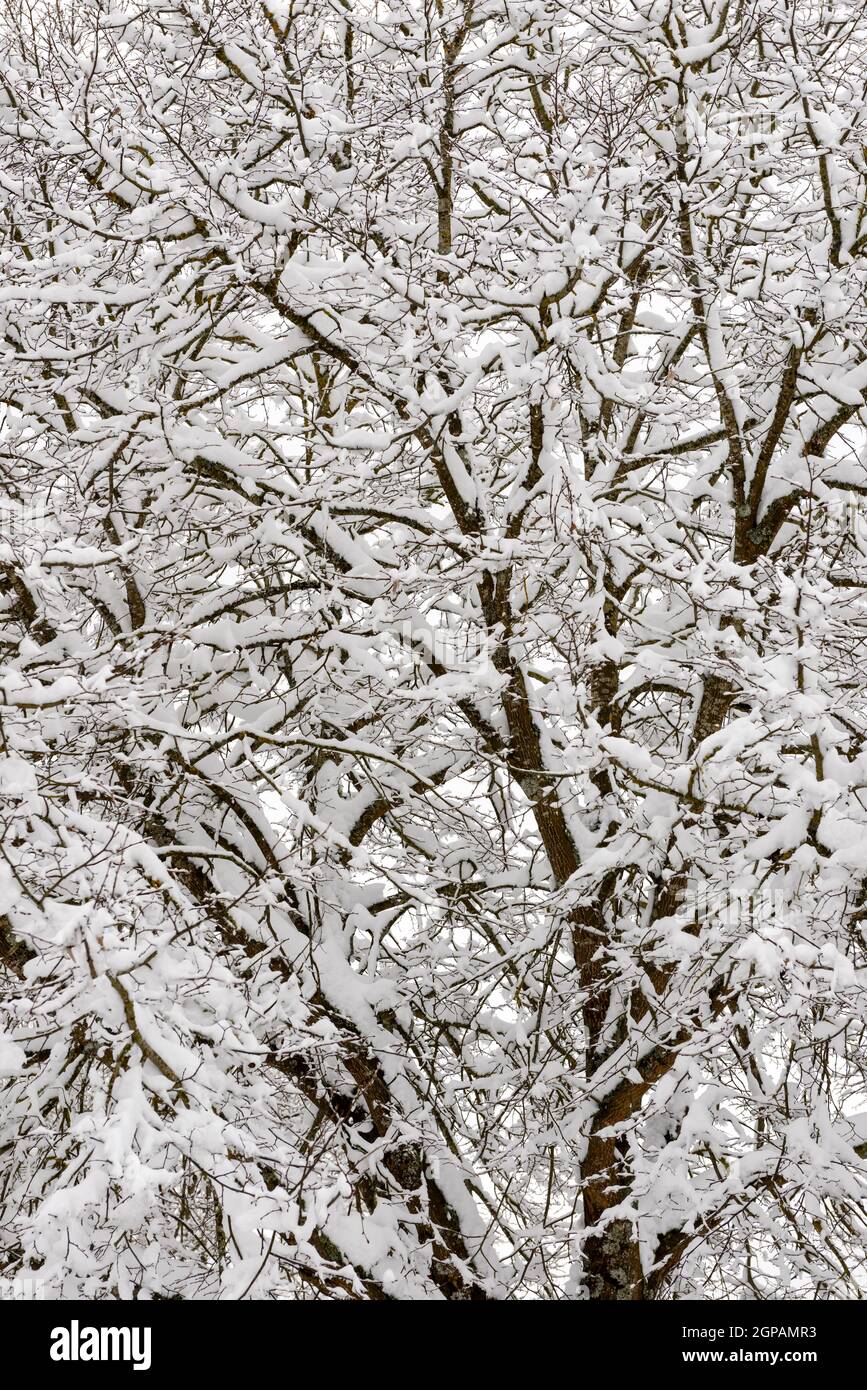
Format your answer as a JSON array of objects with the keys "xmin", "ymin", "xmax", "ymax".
[{"xmin": 0, "ymin": 0, "xmax": 866, "ymax": 1300}]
